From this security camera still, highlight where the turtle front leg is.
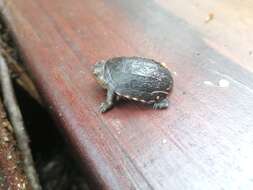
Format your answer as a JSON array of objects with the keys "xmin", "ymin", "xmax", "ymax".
[
  {"xmin": 99, "ymin": 89, "xmax": 115, "ymax": 113},
  {"xmin": 153, "ymin": 99, "xmax": 169, "ymax": 109}
]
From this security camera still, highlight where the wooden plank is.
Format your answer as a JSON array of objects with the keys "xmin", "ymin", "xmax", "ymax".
[{"xmin": 1, "ymin": 0, "xmax": 253, "ymax": 189}]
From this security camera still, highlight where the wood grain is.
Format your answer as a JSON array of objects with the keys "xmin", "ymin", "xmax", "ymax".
[{"xmin": 1, "ymin": 0, "xmax": 253, "ymax": 189}]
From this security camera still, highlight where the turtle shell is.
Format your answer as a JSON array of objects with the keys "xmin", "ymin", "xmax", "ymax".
[{"xmin": 104, "ymin": 57, "xmax": 173, "ymax": 103}]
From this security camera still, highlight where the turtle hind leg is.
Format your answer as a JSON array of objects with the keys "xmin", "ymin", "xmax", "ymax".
[
  {"xmin": 153, "ymin": 99, "xmax": 169, "ymax": 110},
  {"xmin": 99, "ymin": 89, "xmax": 115, "ymax": 113}
]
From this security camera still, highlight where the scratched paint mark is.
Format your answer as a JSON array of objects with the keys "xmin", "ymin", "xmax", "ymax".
[
  {"xmin": 112, "ymin": 119, "xmax": 122, "ymax": 135},
  {"xmin": 203, "ymin": 79, "xmax": 230, "ymax": 88},
  {"xmin": 203, "ymin": 81, "xmax": 215, "ymax": 86},
  {"xmin": 213, "ymin": 71, "xmax": 253, "ymax": 93},
  {"xmin": 204, "ymin": 79, "xmax": 230, "ymax": 88}
]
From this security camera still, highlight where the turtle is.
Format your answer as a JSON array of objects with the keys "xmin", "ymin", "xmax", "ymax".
[{"xmin": 93, "ymin": 56, "xmax": 173, "ymax": 113}]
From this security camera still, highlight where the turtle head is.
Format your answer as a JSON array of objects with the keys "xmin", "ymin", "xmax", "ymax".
[{"xmin": 93, "ymin": 60, "xmax": 107, "ymax": 88}]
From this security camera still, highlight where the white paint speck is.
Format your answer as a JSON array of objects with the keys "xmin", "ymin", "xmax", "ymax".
[
  {"xmin": 218, "ymin": 79, "xmax": 230, "ymax": 88},
  {"xmin": 162, "ymin": 139, "xmax": 167, "ymax": 144},
  {"xmin": 112, "ymin": 119, "xmax": 122, "ymax": 135},
  {"xmin": 172, "ymin": 71, "xmax": 177, "ymax": 76},
  {"xmin": 79, "ymin": 70, "xmax": 85, "ymax": 75},
  {"xmin": 204, "ymin": 81, "xmax": 214, "ymax": 86}
]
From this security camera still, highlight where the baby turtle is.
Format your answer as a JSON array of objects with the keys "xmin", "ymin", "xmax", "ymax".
[{"xmin": 93, "ymin": 56, "xmax": 173, "ymax": 113}]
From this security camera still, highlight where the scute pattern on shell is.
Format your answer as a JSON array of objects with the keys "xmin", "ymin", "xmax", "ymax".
[{"xmin": 104, "ymin": 57, "xmax": 173, "ymax": 102}]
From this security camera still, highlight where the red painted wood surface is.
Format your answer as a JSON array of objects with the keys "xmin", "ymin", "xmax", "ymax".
[{"xmin": 1, "ymin": 0, "xmax": 253, "ymax": 189}]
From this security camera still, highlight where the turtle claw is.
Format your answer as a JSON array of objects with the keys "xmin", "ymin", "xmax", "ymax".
[
  {"xmin": 99, "ymin": 102, "xmax": 113, "ymax": 113},
  {"xmin": 153, "ymin": 99, "xmax": 169, "ymax": 110}
]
